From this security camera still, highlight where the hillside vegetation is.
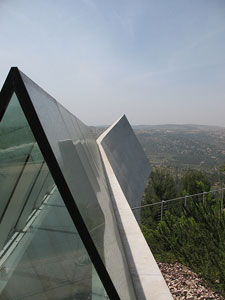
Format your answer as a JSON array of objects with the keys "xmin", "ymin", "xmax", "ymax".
[
  {"xmin": 134, "ymin": 124, "xmax": 225, "ymax": 171},
  {"xmin": 142, "ymin": 168, "xmax": 225, "ymax": 297}
]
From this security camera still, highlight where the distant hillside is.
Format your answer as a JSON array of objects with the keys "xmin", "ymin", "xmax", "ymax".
[
  {"xmin": 91, "ymin": 124, "xmax": 225, "ymax": 172},
  {"xmin": 133, "ymin": 124, "xmax": 225, "ymax": 132}
]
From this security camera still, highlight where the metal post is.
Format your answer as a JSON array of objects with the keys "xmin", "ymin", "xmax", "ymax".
[
  {"xmin": 221, "ymin": 189, "xmax": 224, "ymax": 213},
  {"xmin": 161, "ymin": 201, "xmax": 164, "ymax": 221},
  {"xmin": 203, "ymin": 192, "xmax": 205, "ymax": 205},
  {"xmin": 184, "ymin": 196, "xmax": 187, "ymax": 208}
]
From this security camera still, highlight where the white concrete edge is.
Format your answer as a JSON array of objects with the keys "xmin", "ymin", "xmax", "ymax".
[
  {"xmin": 97, "ymin": 139, "xmax": 173, "ymax": 300},
  {"xmin": 97, "ymin": 114, "xmax": 125, "ymax": 143}
]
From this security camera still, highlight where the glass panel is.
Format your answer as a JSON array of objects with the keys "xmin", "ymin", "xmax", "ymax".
[
  {"xmin": 0, "ymin": 93, "xmax": 108, "ymax": 299},
  {"xmin": 20, "ymin": 71, "xmax": 137, "ymax": 299},
  {"xmin": 0, "ymin": 188, "xmax": 108, "ymax": 300},
  {"xmin": 34, "ymin": 172, "xmax": 54, "ymax": 208},
  {"xmin": 0, "ymin": 189, "xmax": 106, "ymax": 300},
  {"xmin": 0, "ymin": 151, "xmax": 39, "ymax": 250},
  {"xmin": 0, "ymin": 93, "xmax": 35, "ymax": 221},
  {"xmin": 15, "ymin": 162, "xmax": 48, "ymax": 231},
  {"xmin": 58, "ymin": 140, "xmax": 105, "ymax": 259}
]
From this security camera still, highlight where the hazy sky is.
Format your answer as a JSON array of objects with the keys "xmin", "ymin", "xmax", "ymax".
[{"xmin": 0, "ymin": 0, "xmax": 225, "ymax": 126}]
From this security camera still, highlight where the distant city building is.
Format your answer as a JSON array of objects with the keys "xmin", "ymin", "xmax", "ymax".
[{"xmin": 0, "ymin": 68, "xmax": 172, "ymax": 299}]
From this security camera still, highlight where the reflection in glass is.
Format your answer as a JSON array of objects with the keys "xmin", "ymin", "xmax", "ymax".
[
  {"xmin": 0, "ymin": 94, "xmax": 35, "ymax": 222},
  {"xmin": 0, "ymin": 94, "xmax": 108, "ymax": 299}
]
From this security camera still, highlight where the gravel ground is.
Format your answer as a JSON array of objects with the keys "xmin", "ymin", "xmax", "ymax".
[{"xmin": 158, "ymin": 262, "xmax": 224, "ymax": 300}]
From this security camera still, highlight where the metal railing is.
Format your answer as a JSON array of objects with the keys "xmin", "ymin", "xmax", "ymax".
[{"xmin": 132, "ymin": 187, "xmax": 225, "ymax": 221}]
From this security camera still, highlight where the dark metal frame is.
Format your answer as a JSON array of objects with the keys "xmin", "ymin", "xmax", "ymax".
[{"xmin": 0, "ymin": 67, "xmax": 120, "ymax": 300}]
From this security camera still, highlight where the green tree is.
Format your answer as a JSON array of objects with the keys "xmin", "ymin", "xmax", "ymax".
[
  {"xmin": 220, "ymin": 164, "xmax": 225, "ymax": 173},
  {"xmin": 149, "ymin": 168, "xmax": 177, "ymax": 201},
  {"xmin": 182, "ymin": 169, "xmax": 211, "ymax": 195},
  {"xmin": 142, "ymin": 168, "xmax": 178, "ymax": 228},
  {"xmin": 146, "ymin": 203, "xmax": 225, "ymax": 297}
]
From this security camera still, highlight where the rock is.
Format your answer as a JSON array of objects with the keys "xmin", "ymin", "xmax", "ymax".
[{"xmin": 157, "ymin": 262, "xmax": 224, "ymax": 300}]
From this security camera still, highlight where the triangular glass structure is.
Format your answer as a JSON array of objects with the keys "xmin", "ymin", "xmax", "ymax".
[
  {"xmin": 0, "ymin": 93, "xmax": 107, "ymax": 299},
  {"xmin": 0, "ymin": 68, "xmax": 136, "ymax": 300}
]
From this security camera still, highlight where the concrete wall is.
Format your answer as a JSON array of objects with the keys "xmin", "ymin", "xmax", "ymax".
[
  {"xmin": 98, "ymin": 115, "xmax": 151, "ymax": 222},
  {"xmin": 97, "ymin": 137, "xmax": 173, "ymax": 300}
]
